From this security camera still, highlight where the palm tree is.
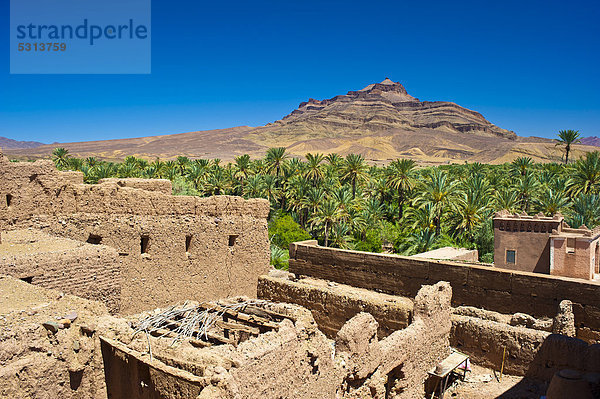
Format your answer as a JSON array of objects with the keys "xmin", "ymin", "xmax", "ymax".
[
  {"xmin": 452, "ymin": 185, "xmax": 490, "ymax": 241},
  {"xmin": 414, "ymin": 169, "xmax": 457, "ymax": 235},
  {"xmin": 556, "ymin": 129, "xmax": 581, "ymax": 164},
  {"xmin": 304, "ymin": 153, "xmax": 325, "ymax": 185},
  {"xmin": 262, "ymin": 175, "xmax": 281, "ymax": 206},
  {"xmin": 567, "ymin": 194, "xmax": 600, "ymax": 228},
  {"xmin": 234, "ymin": 154, "xmax": 251, "ymax": 195},
  {"xmin": 386, "ymin": 159, "xmax": 417, "ymax": 219},
  {"xmin": 186, "ymin": 163, "xmax": 207, "ymax": 190},
  {"xmin": 342, "ymin": 154, "xmax": 368, "ymax": 199},
  {"xmin": 265, "ymin": 147, "xmax": 288, "ymax": 178},
  {"xmin": 85, "ymin": 157, "xmax": 99, "ymax": 168},
  {"xmin": 567, "ymin": 151, "xmax": 600, "ymax": 195},
  {"xmin": 118, "ymin": 163, "xmax": 139, "ymax": 178},
  {"xmin": 400, "ymin": 229, "xmax": 438, "ymax": 255},
  {"xmin": 68, "ymin": 157, "xmax": 83, "ymax": 171},
  {"xmin": 325, "ymin": 153, "xmax": 343, "ymax": 167},
  {"xmin": 203, "ymin": 167, "xmax": 228, "ymax": 195},
  {"xmin": 406, "ymin": 203, "xmax": 436, "ymax": 232},
  {"xmin": 52, "ymin": 148, "xmax": 71, "ymax": 169},
  {"xmin": 329, "ymin": 223, "xmax": 354, "ymax": 249},
  {"xmin": 309, "ymin": 199, "xmax": 341, "ymax": 247},
  {"xmin": 495, "ymin": 188, "xmax": 519, "ymax": 213},
  {"xmin": 270, "ymin": 244, "xmax": 289, "ymax": 269},
  {"xmin": 176, "ymin": 156, "xmax": 190, "ymax": 174},
  {"xmin": 244, "ymin": 175, "xmax": 266, "ymax": 198},
  {"xmin": 515, "ymin": 173, "xmax": 540, "ymax": 213},
  {"xmin": 534, "ymin": 189, "xmax": 570, "ymax": 216},
  {"xmin": 511, "ymin": 157, "xmax": 533, "ymax": 176},
  {"xmin": 91, "ymin": 163, "xmax": 117, "ymax": 182}
]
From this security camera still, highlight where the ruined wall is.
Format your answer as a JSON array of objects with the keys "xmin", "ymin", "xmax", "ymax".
[
  {"xmin": 257, "ymin": 271, "xmax": 412, "ymax": 338},
  {"xmin": 0, "ymin": 230, "xmax": 121, "ymax": 312},
  {"xmin": 0, "ymin": 158, "xmax": 271, "ymax": 314},
  {"xmin": 0, "ymin": 276, "xmax": 108, "ymax": 399},
  {"xmin": 97, "ymin": 178, "xmax": 173, "ymax": 195},
  {"xmin": 99, "ymin": 283, "xmax": 453, "ymax": 399},
  {"xmin": 289, "ymin": 240, "xmax": 600, "ymax": 343}
]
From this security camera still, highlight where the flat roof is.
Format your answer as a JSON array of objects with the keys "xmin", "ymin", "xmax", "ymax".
[{"xmin": 411, "ymin": 246, "xmax": 476, "ymax": 260}]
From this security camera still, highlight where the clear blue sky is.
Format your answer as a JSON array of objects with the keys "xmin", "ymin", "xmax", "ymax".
[{"xmin": 1, "ymin": 0, "xmax": 599, "ymax": 143}]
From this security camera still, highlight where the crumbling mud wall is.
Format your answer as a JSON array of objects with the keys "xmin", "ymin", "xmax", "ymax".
[
  {"xmin": 0, "ymin": 229, "xmax": 121, "ymax": 312},
  {"xmin": 99, "ymin": 284, "xmax": 452, "ymax": 399},
  {"xmin": 99, "ymin": 300, "xmax": 341, "ymax": 399},
  {"xmin": 0, "ymin": 276, "xmax": 108, "ymax": 399},
  {"xmin": 289, "ymin": 240, "xmax": 600, "ymax": 343},
  {"xmin": 0, "ymin": 154, "xmax": 271, "ymax": 314},
  {"xmin": 451, "ymin": 311, "xmax": 551, "ymax": 376},
  {"xmin": 257, "ymin": 270, "xmax": 412, "ymax": 338}
]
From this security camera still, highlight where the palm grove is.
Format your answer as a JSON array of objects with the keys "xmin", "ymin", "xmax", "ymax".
[{"xmin": 50, "ymin": 130, "xmax": 599, "ymax": 268}]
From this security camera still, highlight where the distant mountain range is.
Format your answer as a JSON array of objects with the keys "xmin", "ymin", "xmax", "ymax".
[
  {"xmin": 581, "ymin": 136, "xmax": 600, "ymax": 147},
  {"xmin": 3, "ymin": 79, "xmax": 598, "ymax": 164},
  {"xmin": 0, "ymin": 136, "xmax": 45, "ymax": 149}
]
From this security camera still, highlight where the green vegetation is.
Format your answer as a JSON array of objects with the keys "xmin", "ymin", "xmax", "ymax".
[{"xmin": 49, "ymin": 144, "xmax": 600, "ymax": 266}]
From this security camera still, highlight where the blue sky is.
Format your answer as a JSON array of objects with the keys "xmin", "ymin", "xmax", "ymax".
[{"xmin": 1, "ymin": 0, "xmax": 599, "ymax": 144}]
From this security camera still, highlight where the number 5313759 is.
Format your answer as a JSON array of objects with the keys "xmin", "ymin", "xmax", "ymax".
[{"xmin": 18, "ymin": 43, "xmax": 66, "ymax": 51}]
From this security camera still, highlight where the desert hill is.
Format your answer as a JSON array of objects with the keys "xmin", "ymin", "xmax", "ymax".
[{"xmin": 4, "ymin": 79, "xmax": 597, "ymax": 164}]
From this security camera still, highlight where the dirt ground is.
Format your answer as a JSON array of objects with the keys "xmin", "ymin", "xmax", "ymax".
[{"xmin": 441, "ymin": 364, "xmax": 546, "ymax": 399}]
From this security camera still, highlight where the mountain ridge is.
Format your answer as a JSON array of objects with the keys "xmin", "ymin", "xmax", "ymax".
[
  {"xmin": 3, "ymin": 79, "xmax": 596, "ymax": 164},
  {"xmin": 0, "ymin": 136, "xmax": 45, "ymax": 149}
]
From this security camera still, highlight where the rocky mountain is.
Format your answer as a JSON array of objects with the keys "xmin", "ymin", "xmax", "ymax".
[
  {"xmin": 3, "ymin": 79, "xmax": 597, "ymax": 164},
  {"xmin": 0, "ymin": 136, "xmax": 45, "ymax": 149},
  {"xmin": 581, "ymin": 136, "xmax": 600, "ymax": 147},
  {"xmin": 264, "ymin": 78, "xmax": 516, "ymax": 140}
]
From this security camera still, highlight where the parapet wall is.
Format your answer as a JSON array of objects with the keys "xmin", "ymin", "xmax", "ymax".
[
  {"xmin": 0, "ymin": 157, "xmax": 271, "ymax": 314},
  {"xmin": 288, "ymin": 240, "xmax": 600, "ymax": 343},
  {"xmin": 258, "ymin": 271, "xmax": 412, "ymax": 338}
]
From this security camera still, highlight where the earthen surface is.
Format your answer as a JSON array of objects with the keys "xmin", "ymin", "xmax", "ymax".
[{"xmin": 0, "ymin": 275, "xmax": 108, "ymax": 399}]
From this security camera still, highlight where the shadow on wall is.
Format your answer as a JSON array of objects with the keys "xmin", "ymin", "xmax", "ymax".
[{"xmin": 497, "ymin": 334, "xmax": 600, "ymax": 398}]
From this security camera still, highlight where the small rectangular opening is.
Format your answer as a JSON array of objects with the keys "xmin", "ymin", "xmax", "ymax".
[
  {"xmin": 141, "ymin": 235, "xmax": 150, "ymax": 254},
  {"xmin": 228, "ymin": 234, "xmax": 238, "ymax": 247},
  {"xmin": 567, "ymin": 238, "xmax": 576, "ymax": 253},
  {"xmin": 86, "ymin": 234, "xmax": 102, "ymax": 245},
  {"xmin": 506, "ymin": 250, "xmax": 516, "ymax": 264},
  {"xmin": 20, "ymin": 276, "xmax": 33, "ymax": 284},
  {"xmin": 185, "ymin": 235, "xmax": 192, "ymax": 252},
  {"xmin": 6, "ymin": 194, "xmax": 12, "ymax": 207}
]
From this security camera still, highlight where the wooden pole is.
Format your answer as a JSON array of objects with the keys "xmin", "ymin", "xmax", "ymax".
[{"xmin": 500, "ymin": 347, "xmax": 507, "ymax": 382}]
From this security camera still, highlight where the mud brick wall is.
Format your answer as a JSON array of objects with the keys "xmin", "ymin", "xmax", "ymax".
[
  {"xmin": 0, "ymin": 157, "xmax": 271, "ymax": 314},
  {"xmin": 0, "ymin": 230, "xmax": 121, "ymax": 312},
  {"xmin": 289, "ymin": 241, "xmax": 600, "ymax": 342},
  {"xmin": 257, "ymin": 273, "xmax": 412, "ymax": 338}
]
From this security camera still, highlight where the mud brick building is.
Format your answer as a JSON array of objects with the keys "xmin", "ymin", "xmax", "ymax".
[
  {"xmin": 494, "ymin": 210, "xmax": 600, "ymax": 280},
  {"xmin": 0, "ymin": 151, "xmax": 270, "ymax": 314}
]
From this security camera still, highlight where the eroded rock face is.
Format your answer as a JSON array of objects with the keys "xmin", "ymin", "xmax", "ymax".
[{"xmin": 272, "ymin": 79, "xmax": 515, "ymax": 140}]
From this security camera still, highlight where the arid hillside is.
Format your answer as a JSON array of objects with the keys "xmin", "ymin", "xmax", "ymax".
[{"xmin": 5, "ymin": 79, "xmax": 597, "ymax": 164}]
